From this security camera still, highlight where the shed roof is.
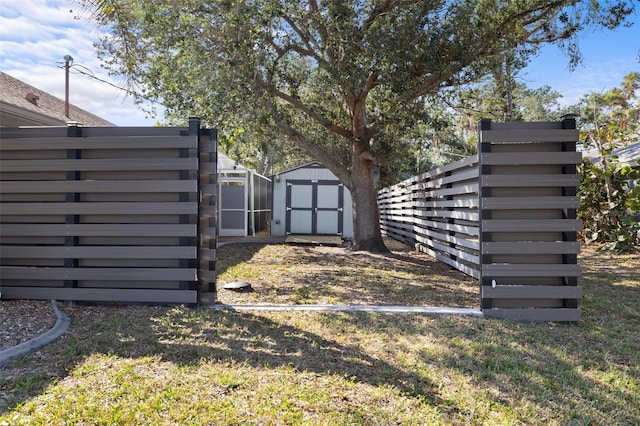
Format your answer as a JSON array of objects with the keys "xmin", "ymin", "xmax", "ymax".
[
  {"xmin": 0, "ymin": 71, "xmax": 114, "ymax": 127},
  {"xmin": 218, "ymin": 151, "xmax": 250, "ymax": 171},
  {"xmin": 272, "ymin": 161, "xmax": 325, "ymax": 177}
]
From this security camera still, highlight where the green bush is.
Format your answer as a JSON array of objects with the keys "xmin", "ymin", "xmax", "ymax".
[{"xmin": 578, "ymin": 158, "xmax": 640, "ymax": 252}]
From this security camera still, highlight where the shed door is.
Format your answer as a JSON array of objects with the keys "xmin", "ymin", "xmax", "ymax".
[
  {"xmin": 219, "ymin": 178, "xmax": 247, "ymax": 236},
  {"xmin": 286, "ymin": 180, "xmax": 344, "ymax": 235}
]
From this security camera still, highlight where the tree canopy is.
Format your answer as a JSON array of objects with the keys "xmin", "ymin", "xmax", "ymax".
[{"xmin": 84, "ymin": 0, "xmax": 635, "ymax": 251}]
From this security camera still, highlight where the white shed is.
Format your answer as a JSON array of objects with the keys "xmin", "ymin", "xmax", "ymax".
[{"xmin": 271, "ymin": 162, "xmax": 353, "ymax": 238}]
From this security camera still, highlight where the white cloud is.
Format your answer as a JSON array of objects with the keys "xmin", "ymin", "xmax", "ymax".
[
  {"xmin": 560, "ymin": 58, "xmax": 638, "ymax": 105},
  {"xmin": 0, "ymin": 0, "xmax": 160, "ymax": 126}
]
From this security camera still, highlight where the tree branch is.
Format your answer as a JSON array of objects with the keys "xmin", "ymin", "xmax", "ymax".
[
  {"xmin": 363, "ymin": 0, "xmax": 393, "ymax": 32},
  {"xmin": 282, "ymin": 14, "xmax": 318, "ymax": 56},
  {"xmin": 255, "ymin": 77, "xmax": 353, "ymax": 139},
  {"xmin": 308, "ymin": 0, "xmax": 338, "ymax": 65},
  {"xmin": 271, "ymin": 114, "xmax": 353, "ymax": 189}
]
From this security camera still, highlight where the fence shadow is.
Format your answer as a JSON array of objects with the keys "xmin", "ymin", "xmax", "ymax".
[{"xmin": 0, "ymin": 306, "xmax": 443, "ymax": 413}]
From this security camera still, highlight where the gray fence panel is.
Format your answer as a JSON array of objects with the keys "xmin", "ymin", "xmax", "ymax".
[
  {"xmin": 378, "ymin": 155, "xmax": 481, "ymax": 279},
  {"xmin": 0, "ymin": 118, "xmax": 217, "ymax": 304},
  {"xmin": 377, "ymin": 119, "xmax": 582, "ymax": 321}
]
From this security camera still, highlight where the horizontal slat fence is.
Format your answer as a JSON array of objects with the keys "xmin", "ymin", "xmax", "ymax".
[
  {"xmin": 378, "ymin": 155, "xmax": 480, "ymax": 279},
  {"xmin": 378, "ymin": 119, "xmax": 582, "ymax": 321},
  {"xmin": 0, "ymin": 118, "xmax": 217, "ymax": 304}
]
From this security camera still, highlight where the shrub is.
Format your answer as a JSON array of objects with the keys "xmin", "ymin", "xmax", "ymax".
[{"xmin": 578, "ymin": 157, "xmax": 640, "ymax": 252}]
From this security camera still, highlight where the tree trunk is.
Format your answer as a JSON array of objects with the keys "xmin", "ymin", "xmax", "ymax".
[{"xmin": 350, "ymin": 142, "xmax": 388, "ymax": 252}]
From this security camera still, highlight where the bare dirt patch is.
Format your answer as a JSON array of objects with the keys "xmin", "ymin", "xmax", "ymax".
[{"xmin": 0, "ymin": 300, "xmax": 56, "ymax": 352}]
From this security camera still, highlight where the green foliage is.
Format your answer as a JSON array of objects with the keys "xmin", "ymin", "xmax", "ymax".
[
  {"xmin": 84, "ymin": 0, "xmax": 635, "ymax": 175},
  {"xmin": 579, "ymin": 159, "xmax": 640, "ymax": 252},
  {"xmin": 576, "ymin": 72, "xmax": 640, "ymax": 252},
  {"xmin": 82, "ymin": 0, "xmax": 635, "ymax": 248}
]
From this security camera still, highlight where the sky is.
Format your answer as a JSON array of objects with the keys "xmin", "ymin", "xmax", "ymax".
[{"xmin": 1, "ymin": 0, "xmax": 639, "ymax": 127}]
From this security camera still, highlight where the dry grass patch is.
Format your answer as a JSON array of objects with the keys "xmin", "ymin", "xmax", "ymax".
[{"xmin": 216, "ymin": 238, "xmax": 478, "ymax": 306}]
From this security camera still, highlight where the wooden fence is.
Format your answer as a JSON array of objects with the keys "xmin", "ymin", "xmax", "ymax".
[
  {"xmin": 378, "ymin": 119, "xmax": 582, "ymax": 321},
  {"xmin": 0, "ymin": 118, "xmax": 217, "ymax": 305},
  {"xmin": 378, "ymin": 155, "xmax": 480, "ymax": 278}
]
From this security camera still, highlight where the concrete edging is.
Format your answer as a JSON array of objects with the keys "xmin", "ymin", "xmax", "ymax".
[{"xmin": 0, "ymin": 300, "xmax": 70, "ymax": 368}]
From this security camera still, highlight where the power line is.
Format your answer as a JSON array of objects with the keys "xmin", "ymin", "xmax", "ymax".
[{"xmin": 57, "ymin": 62, "xmax": 161, "ymax": 105}]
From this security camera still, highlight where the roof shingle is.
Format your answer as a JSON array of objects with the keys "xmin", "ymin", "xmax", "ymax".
[{"xmin": 0, "ymin": 71, "xmax": 114, "ymax": 127}]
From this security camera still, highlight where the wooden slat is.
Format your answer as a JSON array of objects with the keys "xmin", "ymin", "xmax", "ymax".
[
  {"xmin": 413, "ymin": 198, "xmax": 479, "ymax": 209},
  {"xmin": 80, "ymin": 126, "xmax": 189, "ymax": 138},
  {"xmin": 427, "ymin": 168, "xmax": 479, "ymax": 187},
  {"xmin": 483, "ymin": 308, "xmax": 581, "ymax": 322},
  {"xmin": 481, "ymin": 196, "xmax": 579, "ymax": 210},
  {"xmin": 482, "ymin": 264, "xmax": 581, "ymax": 277},
  {"xmin": 415, "ymin": 219, "xmax": 479, "ymax": 237},
  {"xmin": 0, "ymin": 224, "xmax": 196, "ymax": 237},
  {"xmin": 417, "ymin": 240, "xmax": 479, "ymax": 264},
  {"xmin": 417, "ymin": 244, "xmax": 481, "ymax": 279},
  {"xmin": 419, "ymin": 183, "xmax": 479, "ymax": 197},
  {"xmin": 482, "ymin": 285, "xmax": 583, "ymax": 299},
  {"xmin": 0, "ymin": 136, "xmax": 198, "ymax": 150},
  {"xmin": 414, "ymin": 209, "xmax": 479, "ymax": 221},
  {"xmin": 0, "ymin": 246, "xmax": 197, "ymax": 259},
  {"xmin": 1, "ymin": 202, "xmax": 198, "ymax": 215},
  {"xmin": 482, "ymin": 241, "xmax": 580, "ymax": 255},
  {"xmin": 481, "ymin": 152, "xmax": 581, "ymax": 166},
  {"xmin": 416, "ymin": 229, "xmax": 480, "ymax": 250},
  {"xmin": 0, "ymin": 158, "xmax": 198, "ymax": 172},
  {"xmin": 479, "ymin": 128, "xmax": 579, "ymax": 143},
  {"xmin": 481, "ymin": 174, "xmax": 580, "ymax": 188},
  {"xmin": 1, "ymin": 266, "xmax": 196, "ymax": 281},
  {"xmin": 0, "ymin": 127, "xmax": 69, "ymax": 139},
  {"xmin": 410, "ymin": 155, "xmax": 478, "ymax": 182},
  {"xmin": 0, "ymin": 286, "xmax": 197, "ymax": 304},
  {"xmin": 482, "ymin": 219, "xmax": 582, "ymax": 232},
  {"xmin": 0, "ymin": 180, "xmax": 197, "ymax": 193},
  {"xmin": 481, "ymin": 121, "xmax": 564, "ymax": 131}
]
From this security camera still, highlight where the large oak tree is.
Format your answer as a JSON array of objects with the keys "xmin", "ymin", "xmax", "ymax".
[{"xmin": 84, "ymin": 0, "xmax": 634, "ymax": 251}]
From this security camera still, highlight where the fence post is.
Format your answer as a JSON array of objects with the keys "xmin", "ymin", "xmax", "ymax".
[
  {"xmin": 196, "ymin": 118, "xmax": 218, "ymax": 305},
  {"xmin": 64, "ymin": 123, "xmax": 82, "ymax": 289},
  {"xmin": 477, "ymin": 119, "xmax": 493, "ymax": 310},
  {"xmin": 477, "ymin": 119, "xmax": 582, "ymax": 321},
  {"xmin": 561, "ymin": 116, "xmax": 579, "ymax": 309}
]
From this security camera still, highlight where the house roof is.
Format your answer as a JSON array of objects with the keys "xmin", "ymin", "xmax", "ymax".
[
  {"xmin": 0, "ymin": 71, "xmax": 114, "ymax": 127},
  {"xmin": 583, "ymin": 139, "xmax": 640, "ymax": 168},
  {"xmin": 614, "ymin": 141, "xmax": 640, "ymax": 166}
]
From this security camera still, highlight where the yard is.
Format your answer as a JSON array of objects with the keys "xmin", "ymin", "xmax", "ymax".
[{"xmin": 1, "ymin": 240, "xmax": 638, "ymax": 425}]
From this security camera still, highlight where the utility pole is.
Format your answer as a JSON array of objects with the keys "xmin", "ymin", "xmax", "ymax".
[{"xmin": 64, "ymin": 55, "xmax": 73, "ymax": 118}]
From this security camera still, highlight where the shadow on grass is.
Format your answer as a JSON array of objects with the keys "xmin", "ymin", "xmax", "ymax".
[
  {"xmin": 215, "ymin": 243, "xmax": 266, "ymax": 277},
  {"xmin": 318, "ymin": 308, "xmax": 639, "ymax": 423},
  {"xmin": 0, "ymin": 306, "xmax": 443, "ymax": 414},
  {"xmin": 3, "ymin": 246, "xmax": 637, "ymax": 422}
]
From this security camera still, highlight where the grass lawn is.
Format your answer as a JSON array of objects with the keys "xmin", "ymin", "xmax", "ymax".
[{"xmin": 1, "ymin": 241, "xmax": 638, "ymax": 425}]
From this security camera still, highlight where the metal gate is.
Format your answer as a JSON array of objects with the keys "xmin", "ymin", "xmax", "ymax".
[{"xmin": 285, "ymin": 180, "xmax": 344, "ymax": 235}]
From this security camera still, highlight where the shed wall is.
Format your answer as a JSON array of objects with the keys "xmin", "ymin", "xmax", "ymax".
[{"xmin": 271, "ymin": 163, "xmax": 353, "ymax": 238}]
